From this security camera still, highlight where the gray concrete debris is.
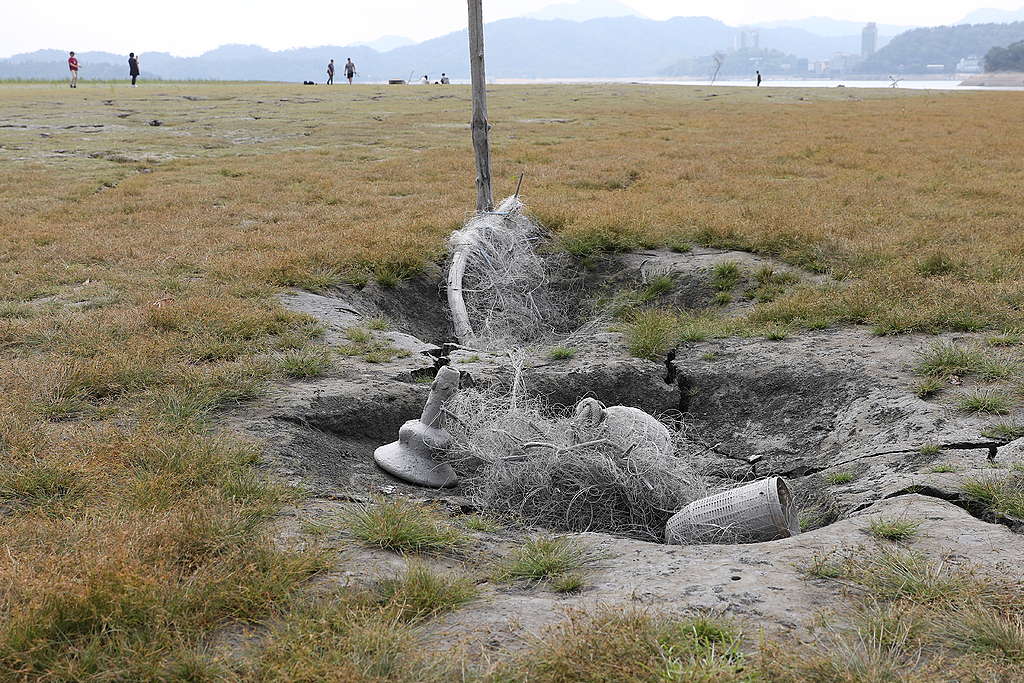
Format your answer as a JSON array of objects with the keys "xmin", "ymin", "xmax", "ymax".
[
  {"xmin": 665, "ymin": 477, "xmax": 800, "ymax": 545},
  {"xmin": 573, "ymin": 398, "xmax": 674, "ymax": 457},
  {"xmin": 374, "ymin": 366, "xmax": 460, "ymax": 488}
]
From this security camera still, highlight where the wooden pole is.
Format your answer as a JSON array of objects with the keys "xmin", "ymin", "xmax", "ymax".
[{"xmin": 467, "ymin": 0, "xmax": 493, "ymax": 212}]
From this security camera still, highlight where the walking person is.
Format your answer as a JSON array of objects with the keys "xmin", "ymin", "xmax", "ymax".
[
  {"xmin": 68, "ymin": 51, "xmax": 79, "ymax": 88},
  {"xmin": 344, "ymin": 57, "xmax": 356, "ymax": 84},
  {"xmin": 129, "ymin": 52, "xmax": 140, "ymax": 86},
  {"xmin": 327, "ymin": 59, "xmax": 335, "ymax": 84},
  {"xmin": 756, "ymin": 70, "xmax": 762, "ymax": 87}
]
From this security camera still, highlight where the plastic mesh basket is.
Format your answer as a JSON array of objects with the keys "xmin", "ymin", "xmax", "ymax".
[{"xmin": 664, "ymin": 477, "xmax": 800, "ymax": 545}]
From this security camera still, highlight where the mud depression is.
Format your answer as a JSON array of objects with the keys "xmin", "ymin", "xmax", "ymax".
[
  {"xmin": 229, "ymin": 199, "xmax": 1024, "ymax": 545},
  {"xmin": 213, "ymin": 196, "xmax": 1024, "ymax": 654}
]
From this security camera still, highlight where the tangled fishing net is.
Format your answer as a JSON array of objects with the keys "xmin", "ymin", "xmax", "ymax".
[
  {"xmin": 447, "ymin": 195, "xmax": 571, "ymax": 349},
  {"xmin": 440, "ymin": 358, "xmax": 709, "ymax": 541}
]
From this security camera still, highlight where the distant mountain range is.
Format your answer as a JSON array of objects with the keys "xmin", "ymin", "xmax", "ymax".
[
  {"xmin": 3, "ymin": 8, "xmax": 1024, "ymax": 82},
  {"xmin": 0, "ymin": 15, "xmax": 886, "ymax": 81}
]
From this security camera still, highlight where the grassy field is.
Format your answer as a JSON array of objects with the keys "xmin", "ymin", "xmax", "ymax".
[{"xmin": 3, "ymin": 81, "xmax": 1024, "ymax": 679}]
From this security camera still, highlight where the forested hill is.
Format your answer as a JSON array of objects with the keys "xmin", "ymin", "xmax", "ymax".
[{"xmin": 862, "ymin": 21, "xmax": 1024, "ymax": 73}]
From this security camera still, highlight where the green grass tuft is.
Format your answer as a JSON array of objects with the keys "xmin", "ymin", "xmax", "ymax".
[
  {"xmin": 548, "ymin": 346, "xmax": 577, "ymax": 361},
  {"xmin": 761, "ymin": 322, "xmax": 790, "ymax": 341},
  {"xmin": 914, "ymin": 375, "xmax": 946, "ymax": 399},
  {"xmin": 375, "ymin": 563, "xmax": 478, "ymax": 622},
  {"xmin": 345, "ymin": 327, "xmax": 372, "ymax": 344},
  {"xmin": 343, "ymin": 499, "xmax": 468, "ymax": 553},
  {"xmin": 747, "ymin": 266, "xmax": 799, "ymax": 303},
  {"xmin": 0, "ymin": 462, "xmax": 87, "ymax": 508},
  {"xmin": 962, "ymin": 475, "xmax": 1024, "ymax": 519},
  {"xmin": 803, "ymin": 554, "xmax": 845, "ymax": 579},
  {"xmin": 277, "ymin": 346, "xmax": 332, "ymax": 378},
  {"xmin": 916, "ymin": 341, "xmax": 987, "ymax": 377},
  {"xmin": 623, "ymin": 309, "xmax": 677, "ymax": 360},
  {"xmin": 460, "ymin": 514, "xmax": 502, "ymax": 533},
  {"xmin": 915, "ymin": 251, "xmax": 959, "ymax": 277},
  {"xmin": 640, "ymin": 274, "xmax": 674, "ymax": 302},
  {"xmin": 710, "ymin": 261, "xmax": 742, "ymax": 292},
  {"xmin": 958, "ymin": 389, "xmax": 1014, "ymax": 415},
  {"xmin": 945, "ymin": 608, "xmax": 1024, "ymax": 662},
  {"xmin": 550, "ymin": 572, "xmax": 586, "ymax": 594},
  {"xmin": 867, "ymin": 517, "xmax": 922, "ymax": 542},
  {"xmin": 982, "ymin": 422, "xmax": 1024, "ymax": 442},
  {"xmin": 826, "ymin": 471, "xmax": 856, "ymax": 485},
  {"xmin": 836, "ymin": 547, "xmax": 989, "ymax": 605},
  {"xmin": 494, "ymin": 536, "xmax": 599, "ymax": 584}
]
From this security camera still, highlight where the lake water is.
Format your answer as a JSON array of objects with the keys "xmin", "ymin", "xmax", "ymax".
[{"xmin": 471, "ymin": 77, "xmax": 1024, "ymax": 92}]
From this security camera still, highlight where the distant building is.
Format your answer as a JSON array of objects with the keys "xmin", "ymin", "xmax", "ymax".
[
  {"xmin": 956, "ymin": 55, "xmax": 984, "ymax": 73},
  {"xmin": 831, "ymin": 52, "xmax": 861, "ymax": 74},
  {"xmin": 736, "ymin": 29, "xmax": 760, "ymax": 51},
  {"xmin": 861, "ymin": 22, "xmax": 878, "ymax": 58}
]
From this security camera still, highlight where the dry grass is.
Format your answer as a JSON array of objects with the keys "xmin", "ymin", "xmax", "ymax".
[
  {"xmin": 777, "ymin": 547, "xmax": 1024, "ymax": 681},
  {"xmin": 4, "ymin": 81, "xmax": 1024, "ymax": 676},
  {"xmin": 493, "ymin": 607, "xmax": 749, "ymax": 682}
]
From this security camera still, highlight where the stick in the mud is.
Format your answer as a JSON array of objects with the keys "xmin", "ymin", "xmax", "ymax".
[{"xmin": 467, "ymin": 0, "xmax": 493, "ymax": 212}]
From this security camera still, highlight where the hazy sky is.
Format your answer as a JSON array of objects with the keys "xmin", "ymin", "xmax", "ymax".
[{"xmin": 2, "ymin": 0, "xmax": 1021, "ymax": 58}]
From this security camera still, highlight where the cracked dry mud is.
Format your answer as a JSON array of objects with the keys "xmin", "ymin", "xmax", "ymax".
[{"xmin": 223, "ymin": 246, "xmax": 1024, "ymax": 658}]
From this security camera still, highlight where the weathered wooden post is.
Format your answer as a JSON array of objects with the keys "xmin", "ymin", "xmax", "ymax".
[{"xmin": 467, "ymin": 0, "xmax": 493, "ymax": 212}]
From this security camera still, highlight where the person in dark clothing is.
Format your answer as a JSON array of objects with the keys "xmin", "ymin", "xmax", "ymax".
[
  {"xmin": 327, "ymin": 59, "xmax": 335, "ymax": 85},
  {"xmin": 129, "ymin": 53, "xmax": 140, "ymax": 86},
  {"xmin": 756, "ymin": 70, "xmax": 762, "ymax": 87},
  {"xmin": 345, "ymin": 58, "xmax": 356, "ymax": 84}
]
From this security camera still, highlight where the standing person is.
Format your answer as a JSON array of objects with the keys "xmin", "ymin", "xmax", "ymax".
[
  {"xmin": 344, "ymin": 57, "xmax": 356, "ymax": 84},
  {"xmin": 326, "ymin": 59, "xmax": 335, "ymax": 84},
  {"xmin": 128, "ymin": 52, "xmax": 140, "ymax": 86},
  {"xmin": 756, "ymin": 70, "xmax": 762, "ymax": 87},
  {"xmin": 68, "ymin": 51, "xmax": 79, "ymax": 88}
]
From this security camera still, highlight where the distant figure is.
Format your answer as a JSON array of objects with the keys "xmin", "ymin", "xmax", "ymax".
[
  {"xmin": 421, "ymin": 74, "xmax": 429, "ymax": 85},
  {"xmin": 128, "ymin": 52, "xmax": 140, "ymax": 86},
  {"xmin": 345, "ymin": 57, "xmax": 356, "ymax": 84},
  {"xmin": 756, "ymin": 70, "xmax": 762, "ymax": 87},
  {"xmin": 440, "ymin": 73, "xmax": 450, "ymax": 85},
  {"xmin": 327, "ymin": 59, "xmax": 335, "ymax": 85},
  {"xmin": 68, "ymin": 51, "xmax": 79, "ymax": 88}
]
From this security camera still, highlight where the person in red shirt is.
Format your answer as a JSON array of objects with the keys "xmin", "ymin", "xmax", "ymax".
[{"xmin": 68, "ymin": 51, "xmax": 79, "ymax": 88}]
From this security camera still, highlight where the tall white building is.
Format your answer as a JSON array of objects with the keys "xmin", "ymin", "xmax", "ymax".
[{"xmin": 861, "ymin": 23, "xmax": 878, "ymax": 58}]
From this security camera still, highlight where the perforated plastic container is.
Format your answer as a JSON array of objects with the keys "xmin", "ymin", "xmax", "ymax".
[{"xmin": 664, "ymin": 477, "xmax": 800, "ymax": 545}]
